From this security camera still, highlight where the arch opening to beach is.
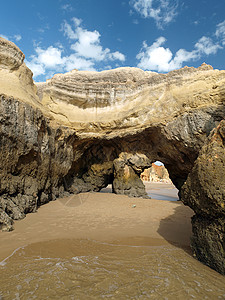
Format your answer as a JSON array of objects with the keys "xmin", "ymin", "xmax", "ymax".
[
  {"xmin": 140, "ymin": 161, "xmax": 179, "ymax": 201},
  {"xmin": 140, "ymin": 161, "xmax": 171, "ymax": 183},
  {"xmin": 99, "ymin": 159, "xmax": 179, "ymax": 202}
]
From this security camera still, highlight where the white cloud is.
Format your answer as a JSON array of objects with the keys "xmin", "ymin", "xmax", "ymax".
[
  {"xmin": 61, "ymin": 4, "xmax": 73, "ymax": 12},
  {"xmin": 37, "ymin": 24, "xmax": 50, "ymax": 34},
  {"xmin": 137, "ymin": 37, "xmax": 173, "ymax": 71},
  {"xmin": 26, "ymin": 45, "xmax": 97, "ymax": 78},
  {"xmin": 61, "ymin": 21, "xmax": 77, "ymax": 39},
  {"xmin": 70, "ymin": 28, "xmax": 110, "ymax": 61},
  {"xmin": 0, "ymin": 34, "xmax": 22, "ymax": 42},
  {"xmin": 195, "ymin": 36, "xmax": 221, "ymax": 55},
  {"xmin": 109, "ymin": 51, "xmax": 126, "ymax": 62},
  {"xmin": 35, "ymin": 46, "xmax": 65, "ymax": 68},
  {"xmin": 62, "ymin": 18, "xmax": 126, "ymax": 62},
  {"xmin": 72, "ymin": 17, "xmax": 82, "ymax": 27},
  {"xmin": 26, "ymin": 17, "xmax": 125, "ymax": 80},
  {"xmin": 64, "ymin": 54, "xmax": 95, "ymax": 72},
  {"xmin": 133, "ymin": 19, "xmax": 139, "ymax": 25},
  {"xmin": 26, "ymin": 46, "xmax": 65, "ymax": 77},
  {"xmin": 137, "ymin": 35, "xmax": 221, "ymax": 72},
  {"xmin": 130, "ymin": 0, "xmax": 178, "ymax": 28},
  {"xmin": 26, "ymin": 60, "xmax": 46, "ymax": 77},
  {"xmin": 14, "ymin": 34, "xmax": 22, "ymax": 41},
  {"xmin": 216, "ymin": 20, "xmax": 225, "ymax": 45},
  {"xmin": 170, "ymin": 49, "xmax": 198, "ymax": 70}
]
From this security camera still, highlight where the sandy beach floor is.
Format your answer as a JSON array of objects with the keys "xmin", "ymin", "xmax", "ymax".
[{"xmin": 0, "ymin": 184, "xmax": 194, "ymax": 262}]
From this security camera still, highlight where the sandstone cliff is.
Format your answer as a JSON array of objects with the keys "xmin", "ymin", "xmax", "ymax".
[
  {"xmin": 141, "ymin": 163, "xmax": 171, "ymax": 183},
  {"xmin": 35, "ymin": 58, "xmax": 225, "ymax": 190},
  {"xmin": 0, "ymin": 38, "xmax": 43, "ymax": 109},
  {"xmin": 0, "ymin": 37, "xmax": 225, "ymax": 274},
  {"xmin": 37, "ymin": 62, "xmax": 225, "ymax": 140},
  {"xmin": 181, "ymin": 120, "xmax": 225, "ymax": 274}
]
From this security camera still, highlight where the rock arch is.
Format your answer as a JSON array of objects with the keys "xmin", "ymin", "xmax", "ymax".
[{"xmin": 0, "ymin": 37, "xmax": 225, "ymax": 274}]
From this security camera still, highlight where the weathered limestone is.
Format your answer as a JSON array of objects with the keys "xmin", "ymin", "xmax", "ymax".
[
  {"xmin": 0, "ymin": 94, "xmax": 78, "ymax": 227},
  {"xmin": 37, "ymin": 62, "xmax": 225, "ymax": 140},
  {"xmin": 0, "ymin": 37, "xmax": 225, "ymax": 274},
  {"xmin": 141, "ymin": 163, "xmax": 171, "ymax": 183},
  {"xmin": 113, "ymin": 153, "xmax": 151, "ymax": 198},
  {"xmin": 0, "ymin": 208, "xmax": 13, "ymax": 232},
  {"xmin": 181, "ymin": 120, "xmax": 225, "ymax": 274},
  {"xmin": 0, "ymin": 38, "xmax": 24, "ymax": 70},
  {"xmin": 0, "ymin": 38, "xmax": 42, "ymax": 109}
]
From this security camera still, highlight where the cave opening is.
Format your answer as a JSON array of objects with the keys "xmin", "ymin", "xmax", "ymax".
[
  {"xmin": 140, "ymin": 161, "xmax": 179, "ymax": 201},
  {"xmin": 100, "ymin": 184, "xmax": 113, "ymax": 194},
  {"xmin": 100, "ymin": 159, "xmax": 179, "ymax": 201}
]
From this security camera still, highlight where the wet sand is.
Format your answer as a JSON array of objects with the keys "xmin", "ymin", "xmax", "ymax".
[
  {"xmin": 101, "ymin": 182, "xmax": 180, "ymax": 201},
  {"xmin": 145, "ymin": 182, "xmax": 179, "ymax": 201},
  {"xmin": 0, "ymin": 184, "xmax": 193, "ymax": 262},
  {"xmin": 2, "ymin": 185, "xmax": 225, "ymax": 300}
]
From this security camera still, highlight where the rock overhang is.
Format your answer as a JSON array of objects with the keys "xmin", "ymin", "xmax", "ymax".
[
  {"xmin": 35, "ymin": 62, "xmax": 225, "ymax": 139},
  {"xmin": 0, "ymin": 37, "xmax": 225, "ymax": 274}
]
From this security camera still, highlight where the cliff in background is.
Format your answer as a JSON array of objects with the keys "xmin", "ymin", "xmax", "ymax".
[
  {"xmin": 141, "ymin": 163, "xmax": 171, "ymax": 183},
  {"xmin": 0, "ymin": 37, "xmax": 225, "ymax": 274}
]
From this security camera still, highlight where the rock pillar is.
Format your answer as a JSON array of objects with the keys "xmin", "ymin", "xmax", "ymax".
[{"xmin": 112, "ymin": 153, "xmax": 151, "ymax": 198}]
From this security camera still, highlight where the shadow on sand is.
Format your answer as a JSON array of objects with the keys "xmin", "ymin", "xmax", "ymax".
[{"xmin": 157, "ymin": 202, "xmax": 194, "ymax": 255}]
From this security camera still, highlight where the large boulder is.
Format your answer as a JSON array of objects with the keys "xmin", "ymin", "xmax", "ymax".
[
  {"xmin": 113, "ymin": 153, "xmax": 151, "ymax": 198},
  {"xmin": 181, "ymin": 120, "xmax": 225, "ymax": 274}
]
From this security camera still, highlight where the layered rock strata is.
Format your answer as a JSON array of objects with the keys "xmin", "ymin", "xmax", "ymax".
[
  {"xmin": 0, "ymin": 38, "xmax": 42, "ymax": 109},
  {"xmin": 0, "ymin": 37, "xmax": 225, "ymax": 274}
]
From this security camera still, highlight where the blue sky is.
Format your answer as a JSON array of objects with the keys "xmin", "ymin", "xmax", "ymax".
[{"xmin": 1, "ymin": 0, "xmax": 225, "ymax": 82}]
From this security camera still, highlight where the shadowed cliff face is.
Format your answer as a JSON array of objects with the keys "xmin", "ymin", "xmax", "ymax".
[
  {"xmin": 181, "ymin": 121, "xmax": 225, "ymax": 274},
  {"xmin": 0, "ymin": 37, "xmax": 225, "ymax": 274}
]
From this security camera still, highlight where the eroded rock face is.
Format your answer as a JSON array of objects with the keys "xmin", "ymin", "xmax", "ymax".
[
  {"xmin": 0, "ymin": 37, "xmax": 41, "ymax": 110},
  {"xmin": 0, "ymin": 38, "xmax": 24, "ymax": 70},
  {"xmin": 181, "ymin": 120, "xmax": 225, "ymax": 274},
  {"xmin": 0, "ymin": 94, "xmax": 78, "ymax": 230},
  {"xmin": 0, "ymin": 208, "xmax": 14, "ymax": 231},
  {"xmin": 0, "ymin": 37, "xmax": 225, "ymax": 274},
  {"xmin": 113, "ymin": 153, "xmax": 151, "ymax": 198},
  {"xmin": 141, "ymin": 163, "xmax": 171, "ymax": 183},
  {"xmin": 37, "ymin": 62, "xmax": 225, "ymax": 139}
]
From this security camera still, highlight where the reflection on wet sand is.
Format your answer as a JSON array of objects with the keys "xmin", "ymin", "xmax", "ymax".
[
  {"xmin": 101, "ymin": 182, "xmax": 179, "ymax": 201},
  {"xmin": 1, "ymin": 239, "xmax": 225, "ymax": 299},
  {"xmin": 0, "ymin": 187, "xmax": 224, "ymax": 299}
]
